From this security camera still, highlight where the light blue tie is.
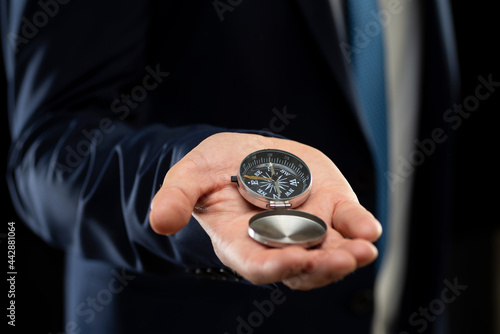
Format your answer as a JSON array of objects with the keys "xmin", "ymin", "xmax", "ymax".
[{"xmin": 346, "ymin": 0, "xmax": 389, "ymax": 260}]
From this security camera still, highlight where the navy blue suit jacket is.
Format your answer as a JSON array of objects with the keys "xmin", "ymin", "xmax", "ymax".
[{"xmin": 2, "ymin": 0, "xmax": 459, "ymax": 333}]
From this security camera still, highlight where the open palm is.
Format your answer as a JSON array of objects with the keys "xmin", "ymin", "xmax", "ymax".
[{"xmin": 150, "ymin": 133, "xmax": 381, "ymax": 290}]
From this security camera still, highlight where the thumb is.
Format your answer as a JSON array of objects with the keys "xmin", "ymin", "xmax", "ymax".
[{"xmin": 149, "ymin": 157, "xmax": 208, "ymax": 235}]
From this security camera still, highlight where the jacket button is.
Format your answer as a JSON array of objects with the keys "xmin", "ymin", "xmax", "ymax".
[{"xmin": 186, "ymin": 267, "xmax": 242, "ymax": 282}]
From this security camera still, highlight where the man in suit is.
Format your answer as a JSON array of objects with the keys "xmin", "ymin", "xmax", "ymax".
[{"xmin": 2, "ymin": 0, "xmax": 459, "ymax": 333}]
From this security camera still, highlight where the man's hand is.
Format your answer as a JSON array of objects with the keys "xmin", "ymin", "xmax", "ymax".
[{"xmin": 149, "ymin": 133, "xmax": 382, "ymax": 290}]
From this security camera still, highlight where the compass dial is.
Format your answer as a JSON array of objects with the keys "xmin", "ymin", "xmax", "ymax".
[{"xmin": 237, "ymin": 149, "xmax": 312, "ymax": 208}]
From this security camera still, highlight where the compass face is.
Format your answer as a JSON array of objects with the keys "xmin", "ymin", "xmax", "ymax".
[{"xmin": 238, "ymin": 149, "xmax": 312, "ymax": 205}]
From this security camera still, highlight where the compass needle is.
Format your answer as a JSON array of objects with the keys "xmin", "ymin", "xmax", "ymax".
[
  {"xmin": 275, "ymin": 180, "xmax": 281, "ymax": 197},
  {"xmin": 243, "ymin": 175, "xmax": 272, "ymax": 181},
  {"xmin": 269, "ymin": 161, "xmax": 276, "ymax": 176}
]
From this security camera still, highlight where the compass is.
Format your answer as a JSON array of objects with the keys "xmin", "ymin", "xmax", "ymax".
[{"xmin": 231, "ymin": 149, "xmax": 326, "ymax": 248}]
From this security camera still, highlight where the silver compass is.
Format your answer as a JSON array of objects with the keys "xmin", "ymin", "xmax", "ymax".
[{"xmin": 231, "ymin": 149, "xmax": 326, "ymax": 248}]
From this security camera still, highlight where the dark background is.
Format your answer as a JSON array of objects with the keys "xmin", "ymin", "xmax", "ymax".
[
  {"xmin": 447, "ymin": 2, "xmax": 499, "ymax": 334},
  {"xmin": 2, "ymin": 2, "xmax": 499, "ymax": 333}
]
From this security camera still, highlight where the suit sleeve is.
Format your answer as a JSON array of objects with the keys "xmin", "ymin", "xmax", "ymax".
[{"xmin": 2, "ymin": 0, "xmax": 253, "ymax": 272}]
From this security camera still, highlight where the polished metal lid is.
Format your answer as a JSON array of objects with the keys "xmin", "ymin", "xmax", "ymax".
[{"xmin": 248, "ymin": 209, "xmax": 327, "ymax": 248}]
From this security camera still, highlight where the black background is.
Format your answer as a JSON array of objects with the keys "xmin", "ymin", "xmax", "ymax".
[
  {"xmin": 447, "ymin": 2, "xmax": 499, "ymax": 333},
  {"xmin": 1, "ymin": 2, "xmax": 499, "ymax": 333}
]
